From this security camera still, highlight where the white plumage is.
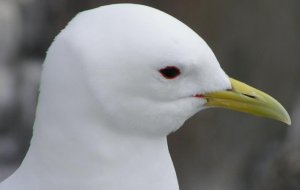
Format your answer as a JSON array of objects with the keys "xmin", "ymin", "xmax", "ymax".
[{"xmin": 0, "ymin": 3, "xmax": 290, "ymax": 190}]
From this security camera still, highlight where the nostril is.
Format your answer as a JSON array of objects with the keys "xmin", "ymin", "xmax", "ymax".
[{"xmin": 242, "ymin": 93, "xmax": 257, "ymax": 99}]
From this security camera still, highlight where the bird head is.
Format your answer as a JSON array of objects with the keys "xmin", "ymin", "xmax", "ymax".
[{"xmin": 52, "ymin": 4, "xmax": 290, "ymax": 136}]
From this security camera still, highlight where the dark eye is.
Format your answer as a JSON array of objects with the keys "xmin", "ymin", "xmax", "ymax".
[{"xmin": 159, "ymin": 66, "xmax": 181, "ymax": 79}]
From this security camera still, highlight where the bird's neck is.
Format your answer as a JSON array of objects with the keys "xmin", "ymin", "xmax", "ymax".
[
  {"xmin": 18, "ymin": 111, "xmax": 178, "ymax": 190},
  {"xmin": 9, "ymin": 68, "xmax": 179, "ymax": 190}
]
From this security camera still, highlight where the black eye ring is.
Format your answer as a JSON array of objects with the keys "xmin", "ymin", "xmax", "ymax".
[{"xmin": 159, "ymin": 66, "xmax": 181, "ymax": 79}]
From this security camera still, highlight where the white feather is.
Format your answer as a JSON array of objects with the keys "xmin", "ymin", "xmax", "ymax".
[{"xmin": 0, "ymin": 4, "xmax": 230, "ymax": 190}]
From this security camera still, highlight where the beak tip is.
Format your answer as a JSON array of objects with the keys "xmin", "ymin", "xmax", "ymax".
[
  {"xmin": 283, "ymin": 116, "xmax": 292, "ymax": 126},
  {"xmin": 280, "ymin": 107, "xmax": 292, "ymax": 126},
  {"xmin": 276, "ymin": 108, "xmax": 291, "ymax": 126}
]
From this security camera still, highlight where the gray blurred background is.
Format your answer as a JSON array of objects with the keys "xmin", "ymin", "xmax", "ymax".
[{"xmin": 0, "ymin": 0, "xmax": 299, "ymax": 189}]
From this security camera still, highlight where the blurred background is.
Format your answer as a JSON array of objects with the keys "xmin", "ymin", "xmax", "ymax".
[{"xmin": 0, "ymin": 0, "xmax": 299, "ymax": 189}]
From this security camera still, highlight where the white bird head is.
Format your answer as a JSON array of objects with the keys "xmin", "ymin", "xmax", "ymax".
[
  {"xmin": 42, "ymin": 4, "xmax": 290, "ymax": 138},
  {"xmin": 0, "ymin": 4, "xmax": 291, "ymax": 190}
]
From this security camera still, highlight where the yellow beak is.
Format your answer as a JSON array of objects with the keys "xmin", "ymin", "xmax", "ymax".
[{"xmin": 204, "ymin": 78, "xmax": 291, "ymax": 125}]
